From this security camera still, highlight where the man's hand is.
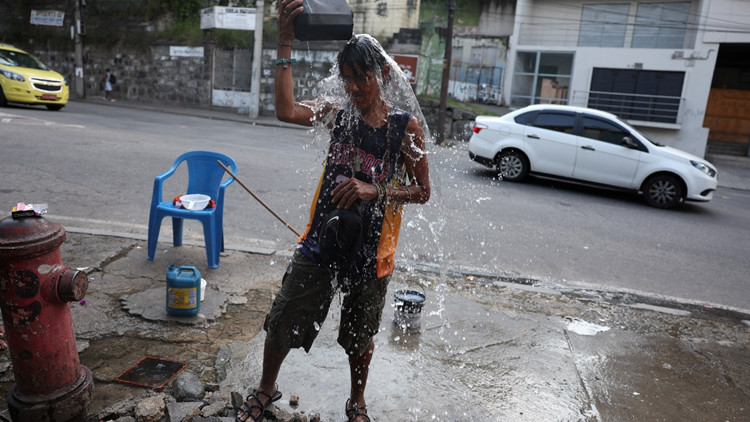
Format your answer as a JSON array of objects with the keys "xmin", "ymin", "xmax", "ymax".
[
  {"xmin": 277, "ymin": 0, "xmax": 304, "ymax": 44},
  {"xmin": 331, "ymin": 178, "xmax": 378, "ymax": 209}
]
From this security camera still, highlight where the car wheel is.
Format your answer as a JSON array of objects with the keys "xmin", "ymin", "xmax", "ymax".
[
  {"xmin": 496, "ymin": 149, "xmax": 529, "ymax": 182},
  {"xmin": 46, "ymin": 104, "xmax": 64, "ymax": 111},
  {"xmin": 643, "ymin": 174, "xmax": 684, "ymax": 209},
  {"xmin": 0, "ymin": 87, "xmax": 7, "ymax": 107}
]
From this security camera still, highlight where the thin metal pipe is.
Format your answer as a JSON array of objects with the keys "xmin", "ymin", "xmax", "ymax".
[{"xmin": 217, "ymin": 160, "xmax": 302, "ymax": 238}]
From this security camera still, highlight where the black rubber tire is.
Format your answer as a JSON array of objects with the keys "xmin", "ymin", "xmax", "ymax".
[
  {"xmin": 46, "ymin": 104, "xmax": 64, "ymax": 111},
  {"xmin": 0, "ymin": 87, "xmax": 7, "ymax": 107},
  {"xmin": 496, "ymin": 149, "xmax": 530, "ymax": 182},
  {"xmin": 643, "ymin": 174, "xmax": 684, "ymax": 209}
]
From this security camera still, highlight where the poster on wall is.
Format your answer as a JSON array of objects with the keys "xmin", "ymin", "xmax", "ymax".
[
  {"xmin": 30, "ymin": 10, "xmax": 65, "ymax": 27},
  {"xmin": 392, "ymin": 54, "xmax": 419, "ymax": 86}
]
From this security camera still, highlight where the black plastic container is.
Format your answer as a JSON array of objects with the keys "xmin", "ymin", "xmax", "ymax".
[{"xmin": 294, "ymin": 0, "xmax": 354, "ymax": 41}]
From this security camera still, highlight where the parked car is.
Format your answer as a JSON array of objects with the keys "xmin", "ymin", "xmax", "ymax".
[
  {"xmin": 468, "ymin": 104, "xmax": 718, "ymax": 209},
  {"xmin": 0, "ymin": 43, "xmax": 69, "ymax": 111}
]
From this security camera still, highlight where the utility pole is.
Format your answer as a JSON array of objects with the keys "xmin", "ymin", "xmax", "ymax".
[
  {"xmin": 74, "ymin": 0, "xmax": 86, "ymax": 98},
  {"xmin": 249, "ymin": 0, "xmax": 264, "ymax": 118},
  {"xmin": 436, "ymin": 0, "xmax": 455, "ymax": 144}
]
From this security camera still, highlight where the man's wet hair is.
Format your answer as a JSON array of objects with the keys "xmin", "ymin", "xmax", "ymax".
[{"xmin": 337, "ymin": 34, "xmax": 387, "ymax": 78}]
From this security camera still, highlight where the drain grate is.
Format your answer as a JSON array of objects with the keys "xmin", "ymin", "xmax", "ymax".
[{"xmin": 114, "ymin": 356, "xmax": 188, "ymax": 390}]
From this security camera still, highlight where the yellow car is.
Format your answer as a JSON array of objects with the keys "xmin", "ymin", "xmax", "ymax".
[{"xmin": 0, "ymin": 43, "xmax": 69, "ymax": 111}]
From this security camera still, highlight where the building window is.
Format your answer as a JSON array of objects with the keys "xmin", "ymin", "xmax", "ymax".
[
  {"xmin": 588, "ymin": 68, "xmax": 685, "ymax": 123},
  {"xmin": 511, "ymin": 51, "xmax": 574, "ymax": 108},
  {"xmin": 578, "ymin": 3, "xmax": 630, "ymax": 47},
  {"xmin": 632, "ymin": 2, "xmax": 691, "ymax": 48}
]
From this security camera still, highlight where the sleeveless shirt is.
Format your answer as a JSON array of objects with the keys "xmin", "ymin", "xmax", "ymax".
[{"xmin": 298, "ymin": 108, "xmax": 412, "ymax": 282}]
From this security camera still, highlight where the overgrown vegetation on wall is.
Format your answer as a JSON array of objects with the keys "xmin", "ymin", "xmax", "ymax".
[{"xmin": 0, "ymin": 0, "xmax": 274, "ymax": 51}]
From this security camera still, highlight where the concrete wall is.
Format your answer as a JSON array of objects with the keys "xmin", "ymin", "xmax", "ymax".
[
  {"xmin": 702, "ymin": 0, "xmax": 750, "ymax": 44},
  {"xmin": 31, "ymin": 44, "xmax": 211, "ymax": 106},
  {"xmin": 468, "ymin": 0, "xmax": 516, "ymax": 38}
]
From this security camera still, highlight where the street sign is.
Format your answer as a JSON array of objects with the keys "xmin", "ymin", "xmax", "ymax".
[
  {"xmin": 30, "ymin": 10, "xmax": 65, "ymax": 27},
  {"xmin": 200, "ymin": 7, "xmax": 256, "ymax": 31}
]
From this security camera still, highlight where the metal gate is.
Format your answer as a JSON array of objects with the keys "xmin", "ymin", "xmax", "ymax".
[
  {"xmin": 449, "ymin": 63, "xmax": 505, "ymax": 105},
  {"xmin": 212, "ymin": 47, "xmax": 252, "ymax": 109}
]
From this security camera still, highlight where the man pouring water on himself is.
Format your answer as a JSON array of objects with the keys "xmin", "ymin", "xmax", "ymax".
[{"xmin": 234, "ymin": 1, "xmax": 431, "ymax": 421}]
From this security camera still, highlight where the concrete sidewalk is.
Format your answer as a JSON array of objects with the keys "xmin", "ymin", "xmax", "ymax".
[{"xmin": 1, "ymin": 229, "xmax": 748, "ymax": 422}]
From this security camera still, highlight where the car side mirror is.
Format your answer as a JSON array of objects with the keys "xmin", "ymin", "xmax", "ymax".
[{"xmin": 622, "ymin": 136, "xmax": 639, "ymax": 149}]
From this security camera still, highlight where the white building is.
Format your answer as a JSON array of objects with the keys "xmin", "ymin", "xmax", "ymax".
[
  {"xmin": 504, "ymin": 0, "xmax": 750, "ymax": 157},
  {"xmin": 349, "ymin": 0, "xmax": 421, "ymax": 40}
]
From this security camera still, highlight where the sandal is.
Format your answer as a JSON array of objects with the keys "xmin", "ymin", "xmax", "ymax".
[
  {"xmin": 345, "ymin": 398, "xmax": 371, "ymax": 422},
  {"xmin": 235, "ymin": 388, "xmax": 282, "ymax": 422}
]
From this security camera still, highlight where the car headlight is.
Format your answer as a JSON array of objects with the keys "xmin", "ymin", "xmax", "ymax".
[
  {"xmin": 0, "ymin": 68, "xmax": 25, "ymax": 82},
  {"xmin": 690, "ymin": 160, "xmax": 716, "ymax": 177}
]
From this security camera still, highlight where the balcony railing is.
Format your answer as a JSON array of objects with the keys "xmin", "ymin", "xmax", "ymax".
[{"xmin": 571, "ymin": 90, "xmax": 684, "ymax": 125}]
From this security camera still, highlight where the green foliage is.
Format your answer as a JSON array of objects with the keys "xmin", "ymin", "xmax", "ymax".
[
  {"xmin": 3, "ymin": 0, "xmax": 268, "ymax": 50},
  {"xmin": 420, "ymin": 0, "xmax": 481, "ymax": 27},
  {"xmin": 214, "ymin": 29, "xmax": 255, "ymax": 48},
  {"xmin": 159, "ymin": 19, "xmax": 204, "ymax": 45},
  {"xmin": 166, "ymin": 0, "xmax": 203, "ymax": 22}
]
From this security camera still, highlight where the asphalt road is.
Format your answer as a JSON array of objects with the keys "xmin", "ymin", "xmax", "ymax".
[{"xmin": 2, "ymin": 100, "xmax": 749, "ymax": 312}]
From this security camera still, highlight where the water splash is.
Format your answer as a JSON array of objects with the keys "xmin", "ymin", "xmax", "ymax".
[{"xmin": 294, "ymin": 33, "xmax": 454, "ymax": 419}]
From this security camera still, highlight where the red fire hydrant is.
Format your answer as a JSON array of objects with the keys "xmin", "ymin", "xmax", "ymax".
[{"xmin": 0, "ymin": 215, "xmax": 94, "ymax": 422}]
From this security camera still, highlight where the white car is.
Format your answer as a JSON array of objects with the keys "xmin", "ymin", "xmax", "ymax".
[{"xmin": 468, "ymin": 104, "xmax": 718, "ymax": 209}]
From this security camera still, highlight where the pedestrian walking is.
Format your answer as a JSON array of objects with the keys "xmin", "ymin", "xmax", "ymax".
[
  {"xmin": 100, "ymin": 68, "xmax": 116, "ymax": 101},
  {"xmin": 234, "ymin": 0, "xmax": 431, "ymax": 421}
]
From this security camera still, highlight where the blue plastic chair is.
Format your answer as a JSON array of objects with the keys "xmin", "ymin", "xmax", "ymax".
[{"xmin": 147, "ymin": 151, "xmax": 236, "ymax": 269}]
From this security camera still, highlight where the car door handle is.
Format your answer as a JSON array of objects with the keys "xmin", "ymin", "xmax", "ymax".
[
  {"xmin": 581, "ymin": 145, "xmax": 596, "ymax": 151},
  {"xmin": 527, "ymin": 134, "xmax": 540, "ymax": 139}
]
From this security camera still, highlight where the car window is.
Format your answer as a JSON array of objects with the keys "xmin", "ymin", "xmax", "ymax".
[
  {"xmin": 530, "ymin": 112, "xmax": 576, "ymax": 134},
  {"xmin": 0, "ymin": 49, "xmax": 48, "ymax": 70},
  {"xmin": 513, "ymin": 111, "xmax": 536, "ymax": 125},
  {"xmin": 581, "ymin": 116, "xmax": 631, "ymax": 145}
]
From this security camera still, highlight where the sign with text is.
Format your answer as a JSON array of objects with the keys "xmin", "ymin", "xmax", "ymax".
[
  {"xmin": 200, "ymin": 7, "xmax": 256, "ymax": 31},
  {"xmin": 170, "ymin": 46, "xmax": 204, "ymax": 57},
  {"xmin": 31, "ymin": 10, "xmax": 65, "ymax": 27},
  {"xmin": 392, "ymin": 54, "xmax": 419, "ymax": 85}
]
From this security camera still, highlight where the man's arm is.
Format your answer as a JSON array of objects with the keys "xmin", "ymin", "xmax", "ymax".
[
  {"xmin": 274, "ymin": 0, "xmax": 315, "ymax": 126},
  {"xmin": 390, "ymin": 116, "xmax": 431, "ymax": 204}
]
